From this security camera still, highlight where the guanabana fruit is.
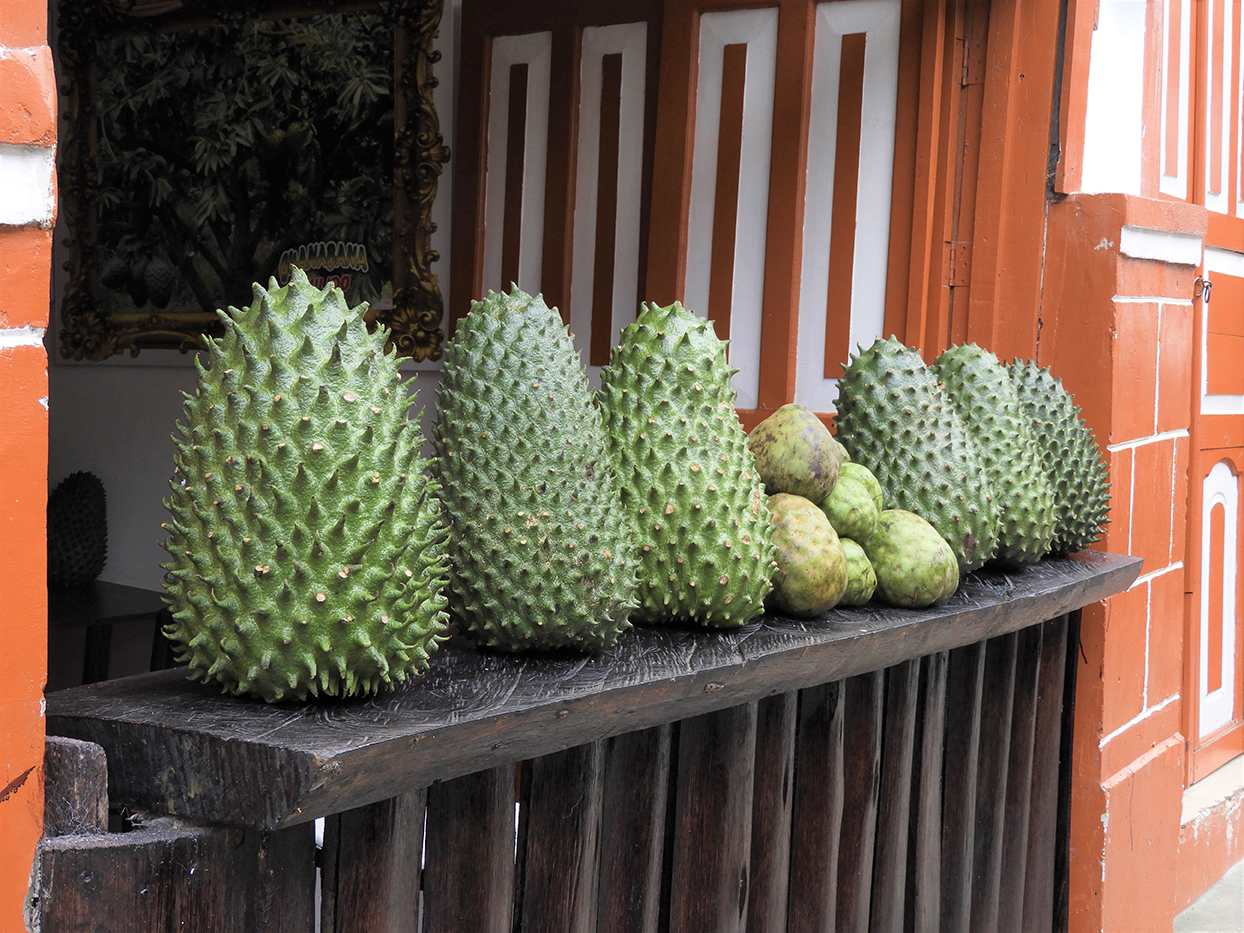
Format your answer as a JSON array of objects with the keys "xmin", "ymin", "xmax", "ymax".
[
  {"xmin": 933, "ymin": 344, "xmax": 1056, "ymax": 568},
  {"xmin": 48, "ymin": 471, "xmax": 108, "ymax": 587},
  {"xmin": 836, "ymin": 337, "xmax": 998, "ymax": 572},
  {"xmin": 864, "ymin": 510, "xmax": 959, "ymax": 608},
  {"xmin": 433, "ymin": 288, "xmax": 636, "ymax": 651},
  {"xmin": 1008, "ymin": 361, "xmax": 1111, "ymax": 555},
  {"xmin": 768, "ymin": 493, "xmax": 848, "ymax": 616},
  {"xmin": 597, "ymin": 301, "xmax": 775, "ymax": 627},
  {"xmin": 748, "ymin": 403, "xmax": 840, "ymax": 501},
  {"xmin": 161, "ymin": 268, "xmax": 450, "ymax": 702}
]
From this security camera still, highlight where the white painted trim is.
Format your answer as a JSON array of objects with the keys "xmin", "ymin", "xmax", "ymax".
[
  {"xmin": 481, "ymin": 32, "xmax": 553, "ymax": 298},
  {"xmin": 1199, "ymin": 460, "xmax": 1239, "ymax": 738},
  {"xmin": 1200, "ymin": 248, "xmax": 1244, "ymax": 416},
  {"xmin": 1099, "ymin": 692, "xmax": 1180, "ymax": 748},
  {"xmin": 1129, "ymin": 561, "xmax": 1185, "ymax": 590},
  {"xmin": 1112, "ymin": 296, "xmax": 1194, "ymax": 305},
  {"xmin": 0, "ymin": 325, "xmax": 47, "ymax": 349},
  {"xmin": 1118, "ymin": 225, "xmax": 1202, "ymax": 265},
  {"xmin": 0, "ymin": 144, "xmax": 55, "ymax": 227},
  {"xmin": 793, "ymin": 0, "xmax": 901, "ymax": 414},
  {"xmin": 1106, "ymin": 428, "xmax": 1189, "ymax": 452},
  {"xmin": 1159, "ymin": 0, "xmax": 1191, "ymax": 200},
  {"xmin": 1080, "ymin": 0, "xmax": 1146, "ymax": 195},
  {"xmin": 571, "ymin": 22, "xmax": 649, "ymax": 385},
  {"xmin": 685, "ymin": 7, "xmax": 779, "ymax": 410}
]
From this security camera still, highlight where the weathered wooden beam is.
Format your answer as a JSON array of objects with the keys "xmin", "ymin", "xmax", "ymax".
[
  {"xmin": 43, "ymin": 736, "xmax": 108, "ymax": 836},
  {"xmin": 45, "ymin": 553, "xmax": 1140, "ymax": 830}
]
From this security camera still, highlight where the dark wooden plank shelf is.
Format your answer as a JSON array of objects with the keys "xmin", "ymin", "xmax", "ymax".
[{"xmin": 45, "ymin": 552, "xmax": 1141, "ymax": 830}]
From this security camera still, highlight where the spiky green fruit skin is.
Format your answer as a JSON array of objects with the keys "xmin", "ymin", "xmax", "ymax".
[
  {"xmin": 768, "ymin": 493, "xmax": 848, "ymax": 616},
  {"xmin": 820, "ymin": 476, "xmax": 879, "ymax": 542},
  {"xmin": 839, "ymin": 538, "xmax": 877, "ymax": 605},
  {"xmin": 836, "ymin": 337, "xmax": 998, "ymax": 572},
  {"xmin": 1008, "ymin": 361, "xmax": 1111, "ymax": 555},
  {"xmin": 863, "ymin": 510, "xmax": 959, "ymax": 608},
  {"xmin": 48, "ymin": 471, "xmax": 108, "ymax": 586},
  {"xmin": 434, "ymin": 288, "xmax": 636, "ymax": 651},
  {"xmin": 598, "ymin": 302, "xmax": 775, "ymax": 627},
  {"xmin": 748, "ymin": 404, "xmax": 841, "ymax": 501},
  {"xmin": 839, "ymin": 462, "xmax": 884, "ymax": 511},
  {"xmin": 934, "ymin": 345, "xmax": 1056, "ymax": 569},
  {"xmin": 161, "ymin": 269, "xmax": 450, "ymax": 703}
]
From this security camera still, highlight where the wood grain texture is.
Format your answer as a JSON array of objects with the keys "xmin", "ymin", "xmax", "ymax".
[
  {"xmin": 668, "ymin": 703, "xmax": 758, "ymax": 933},
  {"xmin": 870, "ymin": 659, "xmax": 920, "ymax": 932},
  {"xmin": 746, "ymin": 692, "xmax": 797, "ymax": 933},
  {"xmin": 38, "ymin": 818, "xmax": 315, "ymax": 932},
  {"xmin": 44, "ymin": 555, "xmax": 1139, "ymax": 830},
  {"xmin": 836, "ymin": 670, "xmax": 884, "ymax": 933},
  {"xmin": 519, "ymin": 742, "xmax": 605, "ymax": 933},
  {"xmin": 786, "ymin": 680, "xmax": 845, "ymax": 933},
  {"xmin": 320, "ymin": 790, "xmax": 425, "ymax": 933},
  {"xmin": 906, "ymin": 651, "xmax": 948, "ymax": 933},
  {"xmin": 43, "ymin": 736, "xmax": 108, "ymax": 836},
  {"xmin": 998, "ymin": 623, "xmax": 1043, "ymax": 933},
  {"xmin": 940, "ymin": 640, "xmax": 985, "ymax": 933},
  {"xmin": 422, "ymin": 765, "xmax": 516, "ymax": 933},
  {"xmin": 969, "ymin": 633, "xmax": 1018, "ymax": 933},
  {"xmin": 596, "ymin": 725, "xmax": 671, "ymax": 933},
  {"xmin": 1023, "ymin": 615, "xmax": 1068, "ymax": 933}
]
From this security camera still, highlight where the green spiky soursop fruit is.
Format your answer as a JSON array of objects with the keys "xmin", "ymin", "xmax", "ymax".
[
  {"xmin": 768, "ymin": 493, "xmax": 848, "ymax": 616},
  {"xmin": 863, "ymin": 510, "xmax": 959, "ymax": 608},
  {"xmin": 934, "ymin": 344, "xmax": 1056, "ymax": 569},
  {"xmin": 1008, "ymin": 361, "xmax": 1111, "ymax": 555},
  {"xmin": 835, "ymin": 337, "xmax": 998, "ymax": 572},
  {"xmin": 598, "ymin": 301, "xmax": 776, "ymax": 627},
  {"xmin": 48, "ymin": 471, "xmax": 108, "ymax": 587},
  {"xmin": 434, "ymin": 288, "xmax": 636, "ymax": 651},
  {"xmin": 161, "ymin": 269, "xmax": 450, "ymax": 702}
]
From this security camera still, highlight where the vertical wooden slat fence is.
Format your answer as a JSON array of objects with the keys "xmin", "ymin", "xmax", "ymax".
[{"xmin": 35, "ymin": 554, "xmax": 1138, "ymax": 933}]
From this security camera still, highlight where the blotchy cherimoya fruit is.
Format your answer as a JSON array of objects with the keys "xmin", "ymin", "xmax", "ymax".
[
  {"xmin": 433, "ymin": 287, "xmax": 636, "ymax": 651},
  {"xmin": 820, "ymin": 475, "xmax": 879, "ymax": 542},
  {"xmin": 161, "ymin": 269, "xmax": 450, "ymax": 702},
  {"xmin": 597, "ymin": 301, "xmax": 775, "ymax": 627},
  {"xmin": 863, "ymin": 509, "xmax": 959, "ymax": 608},
  {"xmin": 768, "ymin": 493, "xmax": 848, "ymax": 616},
  {"xmin": 836, "ymin": 337, "xmax": 998, "ymax": 572},
  {"xmin": 839, "ymin": 538, "xmax": 877, "ymax": 606},
  {"xmin": 748, "ymin": 403, "xmax": 840, "ymax": 502}
]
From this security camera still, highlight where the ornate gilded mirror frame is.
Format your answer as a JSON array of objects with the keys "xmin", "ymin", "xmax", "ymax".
[{"xmin": 57, "ymin": 0, "xmax": 449, "ymax": 361}]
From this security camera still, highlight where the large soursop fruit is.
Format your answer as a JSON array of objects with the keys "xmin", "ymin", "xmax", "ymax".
[
  {"xmin": 934, "ymin": 344, "xmax": 1056, "ymax": 568},
  {"xmin": 161, "ymin": 268, "xmax": 450, "ymax": 702},
  {"xmin": 433, "ymin": 288, "xmax": 636, "ymax": 651},
  {"xmin": 1008, "ymin": 360, "xmax": 1111, "ymax": 555},
  {"xmin": 48, "ymin": 471, "xmax": 108, "ymax": 587},
  {"xmin": 597, "ymin": 301, "xmax": 775, "ymax": 627},
  {"xmin": 835, "ymin": 337, "xmax": 998, "ymax": 572}
]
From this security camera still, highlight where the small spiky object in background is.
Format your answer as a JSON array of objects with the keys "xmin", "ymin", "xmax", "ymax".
[
  {"xmin": 161, "ymin": 269, "xmax": 450, "ymax": 702},
  {"xmin": 433, "ymin": 287, "xmax": 636, "ymax": 651},
  {"xmin": 934, "ymin": 344, "xmax": 1056, "ymax": 568},
  {"xmin": 835, "ymin": 337, "xmax": 998, "ymax": 572},
  {"xmin": 1008, "ymin": 360, "xmax": 1111, "ymax": 555},
  {"xmin": 598, "ymin": 301, "xmax": 776, "ymax": 627},
  {"xmin": 48, "ymin": 471, "xmax": 108, "ymax": 587}
]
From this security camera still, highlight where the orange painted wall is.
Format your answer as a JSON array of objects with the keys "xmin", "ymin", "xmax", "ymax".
[{"xmin": 0, "ymin": 0, "xmax": 52, "ymax": 924}]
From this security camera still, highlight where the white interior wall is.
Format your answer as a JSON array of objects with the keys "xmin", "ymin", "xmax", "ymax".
[
  {"xmin": 47, "ymin": 2, "xmax": 458, "ymax": 590},
  {"xmin": 1078, "ymin": 0, "xmax": 1147, "ymax": 195}
]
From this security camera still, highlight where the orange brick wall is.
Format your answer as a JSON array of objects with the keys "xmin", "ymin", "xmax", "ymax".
[
  {"xmin": 0, "ymin": 0, "xmax": 53, "ymax": 924},
  {"xmin": 1043, "ymin": 193, "xmax": 1207, "ymax": 933}
]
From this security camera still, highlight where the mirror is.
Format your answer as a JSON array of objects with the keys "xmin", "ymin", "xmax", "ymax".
[{"xmin": 56, "ymin": 0, "xmax": 449, "ymax": 362}]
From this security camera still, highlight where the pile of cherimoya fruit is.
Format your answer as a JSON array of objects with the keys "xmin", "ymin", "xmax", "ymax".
[{"xmin": 159, "ymin": 276, "xmax": 1108, "ymax": 703}]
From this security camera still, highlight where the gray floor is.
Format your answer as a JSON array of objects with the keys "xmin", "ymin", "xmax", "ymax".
[{"xmin": 1175, "ymin": 859, "xmax": 1244, "ymax": 933}]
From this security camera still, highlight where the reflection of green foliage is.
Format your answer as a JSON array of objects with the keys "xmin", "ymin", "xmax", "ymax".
[{"xmin": 97, "ymin": 14, "xmax": 393, "ymax": 312}]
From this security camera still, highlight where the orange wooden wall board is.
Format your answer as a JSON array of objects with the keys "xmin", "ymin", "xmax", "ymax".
[
  {"xmin": 1206, "ymin": 333, "xmax": 1244, "ymax": 395},
  {"xmin": 1100, "ymin": 688, "xmax": 1182, "ymax": 780},
  {"xmin": 1147, "ymin": 568, "xmax": 1187, "ymax": 703},
  {"xmin": 0, "ymin": 47, "xmax": 54, "ymax": 146},
  {"xmin": 1111, "ymin": 301, "xmax": 1161, "ymax": 444},
  {"xmin": 1100, "ymin": 584, "xmax": 1149, "ymax": 737},
  {"xmin": 0, "ymin": 0, "xmax": 44, "ymax": 45},
  {"xmin": 1107, "ymin": 448, "xmax": 1134, "ymax": 562},
  {"xmin": 1170, "ymin": 435, "xmax": 1190, "ymax": 565},
  {"xmin": 1207, "ymin": 272, "xmax": 1244, "ymax": 336},
  {"xmin": 1158, "ymin": 302, "xmax": 1195, "ymax": 435},
  {"xmin": 0, "ymin": 698, "xmax": 44, "ymax": 933},
  {"xmin": 0, "ymin": 227, "xmax": 52, "ymax": 330},
  {"xmin": 1069, "ymin": 602, "xmax": 1109, "ymax": 933},
  {"xmin": 1099, "ymin": 737, "xmax": 1184, "ymax": 932},
  {"xmin": 1130, "ymin": 439, "xmax": 1177, "ymax": 571},
  {"xmin": 1116, "ymin": 256, "xmax": 1200, "ymax": 307}
]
